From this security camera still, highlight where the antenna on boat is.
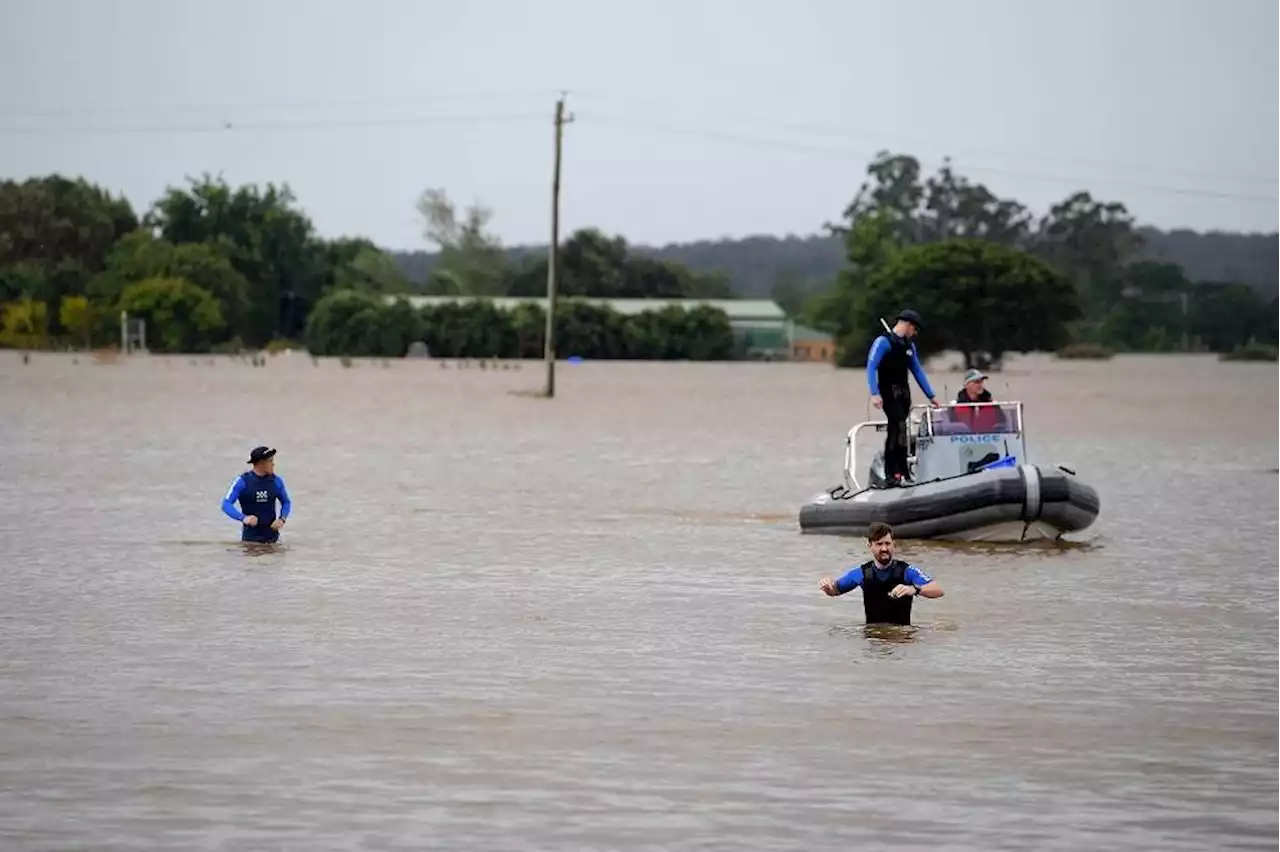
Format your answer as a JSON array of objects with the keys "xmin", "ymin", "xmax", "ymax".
[{"xmin": 872, "ymin": 318, "xmax": 892, "ymax": 420}]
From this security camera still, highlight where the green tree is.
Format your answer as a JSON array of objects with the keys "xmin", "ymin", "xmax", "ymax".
[
  {"xmin": 304, "ymin": 294, "xmax": 736, "ymax": 361},
  {"xmin": 374, "ymin": 296, "xmax": 427, "ymax": 356},
  {"xmin": 419, "ymin": 299, "xmax": 519, "ymax": 358},
  {"xmin": 0, "ymin": 299, "xmax": 48, "ymax": 349},
  {"xmin": 146, "ymin": 175, "xmax": 329, "ymax": 345},
  {"xmin": 0, "ymin": 176, "xmax": 137, "ymax": 277},
  {"xmin": 558, "ymin": 229, "xmax": 630, "ymax": 297},
  {"xmin": 1188, "ymin": 282, "xmax": 1274, "ymax": 352},
  {"xmin": 670, "ymin": 304, "xmax": 735, "ymax": 360},
  {"xmin": 59, "ymin": 295, "xmax": 96, "ymax": 349},
  {"xmin": 553, "ymin": 301, "xmax": 628, "ymax": 358},
  {"xmin": 0, "ymin": 175, "xmax": 137, "ymax": 337},
  {"xmin": 416, "ymin": 188, "xmax": 509, "ymax": 296},
  {"xmin": 305, "ymin": 289, "xmax": 380, "ymax": 356},
  {"xmin": 91, "ymin": 230, "xmax": 250, "ymax": 339},
  {"xmin": 510, "ymin": 301, "xmax": 546, "ymax": 357},
  {"xmin": 323, "ymin": 236, "xmax": 380, "ymax": 273},
  {"xmin": 827, "ymin": 152, "xmax": 1032, "ymax": 247},
  {"xmin": 843, "ymin": 239, "xmax": 1079, "ymax": 369},
  {"xmin": 819, "ymin": 155, "xmax": 1149, "ymax": 347},
  {"xmin": 921, "ymin": 159, "xmax": 1034, "ymax": 244},
  {"xmin": 624, "ymin": 253, "xmax": 729, "ymax": 299},
  {"xmin": 423, "ymin": 267, "xmax": 472, "ymax": 296},
  {"xmin": 0, "ymin": 262, "xmax": 48, "ymax": 303},
  {"xmin": 805, "ymin": 210, "xmax": 905, "ymax": 366},
  {"xmin": 621, "ymin": 308, "xmax": 672, "ymax": 359},
  {"xmin": 1031, "ymin": 191, "xmax": 1143, "ymax": 320},
  {"xmin": 1096, "ymin": 261, "xmax": 1192, "ymax": 351},
  {"xmin": 306, "ymin": 291, "xmax": 427, "ymax": 358},
  {"xmin": 118, "ymin": 277, "xmax": 225, "ymax": 353},
  {"xmin": 679, "ymin": 268, "xmax": 733, "ymax": 299},
  {"xmin": 828, "ymin": 153, "xmax": 927, "ymax": 245},
  {"xmin": 506, "ymin": 228, "xmax": 731, "ymax": 299},
  {"xmin": 332, "ymin": 245, "xmax": 412, "ymax": 295}
]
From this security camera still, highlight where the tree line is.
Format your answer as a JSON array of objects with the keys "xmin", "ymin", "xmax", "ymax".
[
  {"xmin": 394, "ymin": 153, "xmax": 1278, "ymax": 363},
  {"xmin": 1, "ymin": 159, "xmax": 1275, "ymax": 362},
  {"xmin": 305, "ymin": 291, "xmax": 736, "ymax": 361},
  {"xmin": 794, "ymin": 152, "xmax": 1276, "ymax": 366},
  {"xmin": 0, "ymin": 175, "xmax": 733, "ymax": 354},
  {"xmin": 394, "ymin": 226, "xmax": 1279, "ymax": 305}
]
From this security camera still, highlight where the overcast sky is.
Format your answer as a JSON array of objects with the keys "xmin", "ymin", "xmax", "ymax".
[{"xmin": 2, "ymin": 0, "xmax": 1276, "ymax": 252}]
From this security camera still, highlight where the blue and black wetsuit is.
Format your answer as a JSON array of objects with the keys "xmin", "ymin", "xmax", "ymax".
[
  {"xmin": 833, "ymin": 559, "xmax": 934, "ymax": 625},
  {"xmin": 867, "ymin": 334, "xmax": 936, "ymax": 483},
  {"xmin": 221, "ymin": 472, "xmax": 292, "ymax": 543}
]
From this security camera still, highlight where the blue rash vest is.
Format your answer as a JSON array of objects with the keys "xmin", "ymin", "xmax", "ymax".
[
  {"xmin": 866, "ymin": 334, "xmax": 936, "ymax": 399},
  {"xmin": 221, "ymin": 472, "xmax": 292, "ymax": 543}
]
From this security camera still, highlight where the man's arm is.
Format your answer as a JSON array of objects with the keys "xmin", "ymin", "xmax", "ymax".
[
  {"xmin": 866, "ymin": 336, "xmax": 889, "ymax": 395},
  {"xmin": 821, "ymin": 565, "xmax": 864, "ymax": 596},
  {"xmin": 905, "ymin": 565, "xmax": 943, "ymax": 598},
  {"xmin": 221, "ymin": 477, "xmax": 245, "ymax": 522},
  {"xmin": 907, "ymin": 349, "xmax": 936, "ymax": 400},
  {"xmin": 277, "ymin": 477, "xmax": 292, "ymax": 520},
  {"xmin": 835, "ymin": 565, "xmax": 863, "ymax": 594}
]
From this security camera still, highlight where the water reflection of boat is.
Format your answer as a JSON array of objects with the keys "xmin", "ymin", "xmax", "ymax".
[{"xmin": 798, "ymin": 401, "xmax": 1100, "ymax": 543}]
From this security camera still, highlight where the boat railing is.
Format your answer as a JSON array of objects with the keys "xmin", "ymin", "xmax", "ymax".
[
  {"xmin": 842, "ymin": 420, "xmax": 887, "ymax": 492},
  {"xmin": 842, "ymin": 400, "xmax": 1027, "ymax": 492}
]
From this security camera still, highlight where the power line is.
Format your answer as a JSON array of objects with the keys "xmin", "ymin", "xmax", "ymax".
[
  {"xmin": 3, "ymin": 91, "xmax": 1273, "ymax": 206},
  {"xmin": 570, "ymin": 89, "xmax": 1279, "ymax": 187},
  {"xmin": 5, "ymin": 85, "xmax": 1273, "ymax": 190},
  {"xmin": 0, "ymin": 89, "xmax": 561, "ymax": 119},
  {"xmin": 574, "ymin": 111, "xmax": 1279, "ymax": 205},
  {"xmin": 0, "ymin": 112, "xmax": 549, "ymax": 136}
]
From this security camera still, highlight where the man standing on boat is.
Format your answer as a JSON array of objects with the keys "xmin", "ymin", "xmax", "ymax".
[
  {"xmin": 221, "ymin": 446, "xmax": 292, "ymax": 544},
  {"xmin": 819, "ymin": 522, "xmax": 944, "ymax": 626},
  {"xmin": 867, "ymin": 309, "xmax": 939, "ymax": 487}
]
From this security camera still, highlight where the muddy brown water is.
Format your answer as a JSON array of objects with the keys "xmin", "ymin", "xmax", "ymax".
[{"xmin": 1, "ymin": 351, "xmax": 1276, "ymax": 851}]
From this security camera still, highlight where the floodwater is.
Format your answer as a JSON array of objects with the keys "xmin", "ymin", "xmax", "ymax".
[{"xmin": 0, "ymin": 350, "xmax": 1276, "ymax": 851}]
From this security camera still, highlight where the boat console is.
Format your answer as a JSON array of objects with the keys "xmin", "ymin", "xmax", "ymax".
[{"xmin": 843, "ymin": 400, "xmax": 1027, "ymax": 491}]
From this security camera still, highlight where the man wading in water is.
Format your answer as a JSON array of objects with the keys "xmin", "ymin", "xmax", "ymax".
[
  {"xmin": 221, "ymin": 446, "xmax": 292, "ymax": 544},
  {"xmin": 866, "ymin": 309, "xmax": 938, "ymax": 487},
  {"xmin": 819, "ymin": 522, "xmax": 943, "ymax": 625}
]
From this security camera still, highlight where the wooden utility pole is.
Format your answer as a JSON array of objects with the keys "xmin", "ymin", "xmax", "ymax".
[
  {"xmin": 1180, "ymin": 290, "xmax": 1189, "ymax": 352},
  {"xmin": 543, "ymin": 95, "xmax": 573, "ymax": 398}
]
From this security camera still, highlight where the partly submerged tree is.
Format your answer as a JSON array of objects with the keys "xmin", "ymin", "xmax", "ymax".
[
  {"xmin": 415, "ymin": 188, "xmax": 509, "ymax": 296},
  {"xmin": 117, "ymin": 277, "xmax": 225, "ymax": 353},
  {"xmin": 146, "ymin": 174, "xmax": 329, "ymax": 344},
  {"xmin": 845, "ymin": 239, "xmax": 1080, "ymax": 370}
]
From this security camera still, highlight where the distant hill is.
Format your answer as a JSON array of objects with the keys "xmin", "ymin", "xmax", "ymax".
[
  {"xmin": 389, "ymin": 227, "xmax": 1278, "ymax": 300},
  {"xmin": 1131, "ymin": 228, "xmax": 1278, "ymax": 292}
]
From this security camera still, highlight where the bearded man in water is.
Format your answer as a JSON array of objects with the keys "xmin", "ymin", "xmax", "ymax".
[{"xmin": 819, "ymin": 522, "xmax": 943, "ymax": 625}]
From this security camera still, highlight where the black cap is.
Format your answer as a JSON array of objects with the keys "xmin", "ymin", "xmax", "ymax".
[
  {"xmin": 247, "ymin": 446, "xmax": 276, "ymax": 464},
  {"xmin": 895, "ymin": 309, "xmax": 924, "ymax": 330}
]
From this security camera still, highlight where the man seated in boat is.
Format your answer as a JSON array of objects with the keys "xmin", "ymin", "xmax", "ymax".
[{"xmin": 950, "ymin": 369, "xmax": 1009, "ymax": 433}]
